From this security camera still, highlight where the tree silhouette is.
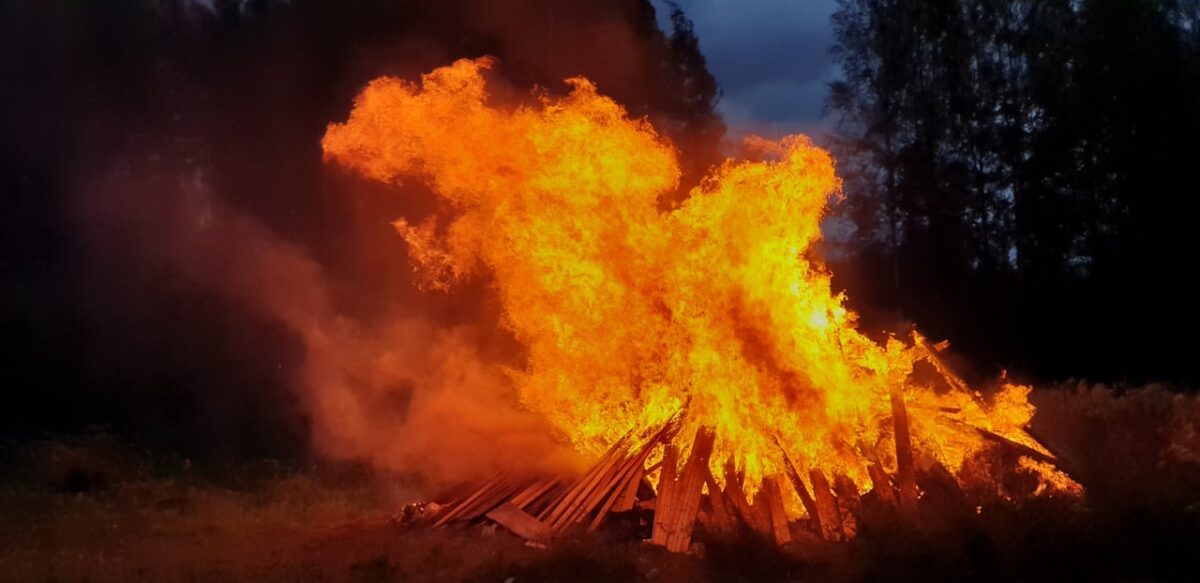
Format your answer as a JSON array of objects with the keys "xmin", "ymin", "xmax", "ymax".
[{"xmin": 829, "ymin": 0, "xmax": 1200, "ymax": 384}]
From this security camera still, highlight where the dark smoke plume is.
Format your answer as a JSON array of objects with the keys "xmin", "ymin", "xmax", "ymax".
[{"xmin": 0, "ymin": 0, "xmax": 723, "ymax": 482}]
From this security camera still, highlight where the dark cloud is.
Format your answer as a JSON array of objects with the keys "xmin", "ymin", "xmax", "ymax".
[{"xmin": 655, "ymin": 0, "xmax": 839, "ymax": 136}]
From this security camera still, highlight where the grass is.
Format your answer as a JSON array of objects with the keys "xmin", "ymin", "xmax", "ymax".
[{"xmin": 1, "ymin": 385, "xmax": 1198, "ymax": 581}]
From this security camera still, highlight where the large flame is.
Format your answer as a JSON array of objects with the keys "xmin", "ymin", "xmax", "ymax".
[{"xmin": 322, "ymin": 58, "xmax": 1075, "ymax": 497}]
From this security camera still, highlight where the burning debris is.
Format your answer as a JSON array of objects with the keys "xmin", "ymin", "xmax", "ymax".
[{"xmin": 323, "ymin": 57, "xmax": 1080, "ymax": 552}]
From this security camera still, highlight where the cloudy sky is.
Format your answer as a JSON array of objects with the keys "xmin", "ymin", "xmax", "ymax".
[{"xmin": 653, "ymin": 0, "xmax": 841, "ymax": 137}]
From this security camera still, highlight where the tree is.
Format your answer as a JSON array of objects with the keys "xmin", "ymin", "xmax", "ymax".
[{"xmin": 829, "ymin": 0, "xmax": 1200, "ymax": 384}]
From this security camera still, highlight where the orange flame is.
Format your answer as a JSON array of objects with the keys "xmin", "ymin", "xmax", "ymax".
[{"xmin": 322, "ymin": 57, "xmax": 1077, "ymax": 498}]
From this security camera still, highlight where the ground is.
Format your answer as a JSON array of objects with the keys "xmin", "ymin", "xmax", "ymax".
[{"xmin": 1, "ymin": 385, "xmax": 1198, "ymax": 581}]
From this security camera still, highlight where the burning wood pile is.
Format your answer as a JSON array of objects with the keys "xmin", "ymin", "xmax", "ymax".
[
  {"xmin": 411, "ymin": 345, "xmax": 1067, "ymax": 553},
  {"xmin": 322, "ymin": 57, "xmax": 1080, "ymax": 553}
]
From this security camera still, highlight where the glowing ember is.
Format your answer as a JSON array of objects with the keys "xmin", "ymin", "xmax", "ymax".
[{"xmin": 322, "ymin": 57, "xmax": 1077, "ymax": 500}]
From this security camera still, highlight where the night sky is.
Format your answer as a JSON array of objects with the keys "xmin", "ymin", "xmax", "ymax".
[{"xmin": 653, "ymin": 0, "xmax": 841, "ymax": 137}]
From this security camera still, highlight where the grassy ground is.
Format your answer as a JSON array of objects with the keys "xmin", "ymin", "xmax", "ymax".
[
  {"xmin": 0, "ymin": 434, "xmax": 701, "ymax": 582},
  {"xmin": 1, "ymin": 385, "xmax": 1198, "ymax": 581}
]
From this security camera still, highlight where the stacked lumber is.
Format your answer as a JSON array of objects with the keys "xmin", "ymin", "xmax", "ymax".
[
  {"xmin": 424, "ymin": 423, "xmax": 675, "ymax": 540},
  {"xmin": 416, "ymin": 375, "xmax": 1065, "ymax": 553},
  {"xmin": 422, "ymin": 428, "xmax": 872, "ymax": 550}
]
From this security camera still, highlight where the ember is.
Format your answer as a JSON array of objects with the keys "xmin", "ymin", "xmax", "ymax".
[{"xmin": 323, "ymin": 57, "xmax": 1079, "ymax": 550}]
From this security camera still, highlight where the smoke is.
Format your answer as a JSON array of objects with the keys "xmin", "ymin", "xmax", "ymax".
[
  {"xmin": 71, "ymin": 160, "xmax": 576, "ymax": 484},
  {"xmin": 0, "ymin": 0, "xmax": 722, "ymax": 483}
]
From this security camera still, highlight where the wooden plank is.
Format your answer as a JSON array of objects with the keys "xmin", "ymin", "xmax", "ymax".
[
  {"xmin": 537, "ymin": 453, "xmax": 600, "ymax": 520},
  {"xmin": 1025, "ymin": 426, "xmax": 1067, "ymax": 464},
  {"xmin": 539, "ymin": 433, "xmax": 631, "ymax": 524},
  {"xmin": 664, "ymin": 428, "xmax": 717, "ymax": 553},
  {"xmin": 833, "ymin": 474, "xmax": 861, "ymax": 509},
  {"xmin": 556, "ymin": 453, "xmax": 630, "ymax": 530},
  {"xmin": 916, "ymin": 336, "xmax": 990, "ymax": 411},
  {"xmin": 666, "ymin": 431, "xmax": 717, "ymax": 551},
  {"xmin": 587, "ymin": 462, "xmax": 640, "ymax": 531},
  {"xmin": 533, "ymin": 482, "xmax": 571, "ymax": 520},
  {"xmin": 585, "ymin": 457, "xmax": 641, "ymax": 530},
  {"xmin": 457, "ymin": 479, "xmax": 521, "ymax": 522},
  {"xmin": 589, "ymin": 431, "xmax": 666, "ymax": 530},
  {"xmin": 763, "ymin": 475, "xmax": 792, "ymax": 545},
  {"xmin": 619, "ymin": 423, "xmax": 677, "ymax": 513},
  {"xmin": 833, "ymin": 473, "xmax": 861, "ymax": 539},
  {"xmin": 588, "ymin": 424, "xmax": 676, "ymax": 523},
  {"xmin": 511, "ymin": 479, "xmax": 557, "ymax": 510},
  {"xmin": 780, "ymin": 452, "xmax": 820, "ymax": 527},
  {"xmin": 538, "ymin": 465, "xmax": 597, "ymax": 523},
  {"xmin": 525, "ymin": 483, "xmax": 566, "ymax": 517},
  {"xmin": 809, "ymin": 469, "xmax": 844, "ymax": 542},
  {"xmin": 487, "ymin": 502, "xmax": 553, "ymax": 541},
  {"xmin": 613, "ymin": 463, "xmax": 644, "ymax": 512},
  {"xmin": 429, "ymin": 480, "xmax": 477, "ymax": 506},
  {"xmin": 661, "ymin": 443, "xmax": 681, "ymax": 494},
  {"xmin": 724, "ymin": 479, "xmax": 753, "ymax": 530},
  {"xmin": 722, "ymin": 462, "xmax": 770, "ymax": 535},
  {"xmin": 433, "ymin": 474, "xmax": 505, "ymax": 527},
  {"xmin": 507, "ymin": 478, "xmax": 544, "ymax": 509},
  {"xmin": 650, "ymin": 443, "xmax": 681, "ymax": 545},
  {"xmin": 855, "ymin": 441, "xmax": 897, "ymax": 507},
  {"xmin": 932, "ymin": 414, "xmax": 1059, "ymax": 468},
  {"xmin": 565, "ymin": 449, "xmax": 640, "ymax": 529},
  {"xmin": 614, "ymin": 422, "xmax": 681, "ymax": 513},
  {"xmin": 749, "ymin": 488, "xmax": 775, "ymax": 537},
  {"xmin": 866, "ymin": 462, "xmax": 897, "ymax": 506},
  {"xmin": 547, "ymin": 439, "xmax": 631, "ymax": 530},
  {"xmin": 429, "ymin": 481, "xmax": 487, "ymax": 526},
  {"xmin": 702, "ymin": 467, "xmax": 735, "ymax": 532},
  {"xmin": 890, "ymin": 388, "xmax": 919, "ymax": 512},
  {"xmin": 976, "ymin": 428, "xmax": 1058, "ymax": 464}
]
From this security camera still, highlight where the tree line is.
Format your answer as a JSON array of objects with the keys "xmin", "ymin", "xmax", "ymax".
[{"xmin": 828, "ymin": 0, "xmax": 1200, "ymax": 385}]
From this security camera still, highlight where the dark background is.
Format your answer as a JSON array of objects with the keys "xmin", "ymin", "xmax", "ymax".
[
  {"xmin": 2, "ymin": 0, "xmax": 1198, "ymax": 466},
  {"xmin": 825, "ymin": 0, "xmax": 1200, "ymax": 386}
]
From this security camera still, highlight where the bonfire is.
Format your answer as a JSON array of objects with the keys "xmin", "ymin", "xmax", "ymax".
[{"xmin": 321, "ymin": 57, "xmax": 1080, "ymax": 553}]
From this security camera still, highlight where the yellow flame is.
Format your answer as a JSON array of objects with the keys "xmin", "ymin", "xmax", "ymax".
[{"xmin": 322, "ymin": 57, "xmax": 1076, "ymax": 498}]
